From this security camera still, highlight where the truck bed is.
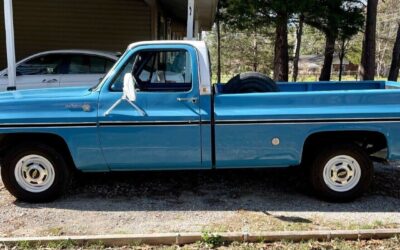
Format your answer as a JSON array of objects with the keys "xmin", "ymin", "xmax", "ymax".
[
  {"xmin": 278, "ymin": 80, "xmax": 400, "ymax": 92},
  {"xmin": 216, "ymin": 80, "xmax": 400, "ymax": 93},
  {"xmin": 213, "ymin": 81, "xmax": 400, "ymax": 168}
]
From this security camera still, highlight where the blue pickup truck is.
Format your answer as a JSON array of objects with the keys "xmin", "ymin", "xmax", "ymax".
[{"xmin": 1, "ymin": 40, "xmax": 400, "ymax": 203}]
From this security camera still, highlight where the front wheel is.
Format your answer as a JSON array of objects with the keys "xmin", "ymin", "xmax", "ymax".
[
  {"xmin": 1, "ymin": 143, "xmax": 71, "ymax": 203},
  {"xmin": 309, "ymin": 144, "xmax": 373, "ymax": 202}
]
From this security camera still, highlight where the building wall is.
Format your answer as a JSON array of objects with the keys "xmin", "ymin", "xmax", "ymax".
[
  {"xmin": 171, "ymin": 20, "xmax": 186, "ymax": 39},
  {"xmin": 0, "ymin": 0, "xmax": 152, "ymax": 68}
]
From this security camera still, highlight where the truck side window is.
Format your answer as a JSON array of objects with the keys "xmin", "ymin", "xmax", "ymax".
[{"xmin": 110, "ymin": 49, "xmax": 192, "ymax": 92}]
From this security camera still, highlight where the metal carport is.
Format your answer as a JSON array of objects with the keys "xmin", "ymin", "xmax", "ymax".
[{"xmin": 2, "ymin": 0, "xmax": 218, "ymax": 90}]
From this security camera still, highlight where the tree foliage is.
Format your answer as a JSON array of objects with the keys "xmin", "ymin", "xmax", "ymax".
[
  {"xmin": 220, "ymin": 0, "xmax": 311, "ymax": 81},
  {"xmin": 217, "ymin": 0, "xmax": 364, "ymax": 81},
  {"xmin": 208, "ymin": 0, "xmax": 399, "ymax": 81},
  {"xmin": 375, "ymin": 0, "xmax": 400, "ymax": 78},
  {"xmin": 206, "ymin": 26, "xmax": 275, "ymax": 81},
  {"xmin": 304, "ymin": 0, "xmax": 364, "ymax": 80}
]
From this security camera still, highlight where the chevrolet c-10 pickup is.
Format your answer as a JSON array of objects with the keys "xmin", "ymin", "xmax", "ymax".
[{"xmin": 1, "ymin": 40, "xmax": 400, "ymax": 203}]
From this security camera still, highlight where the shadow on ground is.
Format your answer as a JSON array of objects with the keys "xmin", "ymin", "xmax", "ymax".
[{"xmin": 14, "ymin": 163, "xmax": 400, "ymax": 213}]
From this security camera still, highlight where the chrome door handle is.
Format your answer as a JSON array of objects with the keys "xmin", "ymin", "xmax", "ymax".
[{"xmin": 177, "ymin": 97, "xmax": 198, "ymax": 103}]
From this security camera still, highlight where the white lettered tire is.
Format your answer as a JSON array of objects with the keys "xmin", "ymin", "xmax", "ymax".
[
  {"xmin": 1, "ymin": 143, "xmax": 70, "ymax": 203},
  {"xmin": 310, "ymin": 143, "xmax": 373, "ymax": 202}
]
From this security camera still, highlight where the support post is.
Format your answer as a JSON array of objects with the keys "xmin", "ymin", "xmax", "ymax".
[
  {"xmin": 4, "ymin": 0, "xmax": 16, "ymax": 91},
  {"xmin": 194, "ymin": 19, "xmax": 199, "ymax": 40},
  {"xmin": 144, "ymin": 0, "xmax": 158, "ymax": 40},
  {"xmin": 186, "ymin": 0, "xmax": 194, "ymax": 40}
]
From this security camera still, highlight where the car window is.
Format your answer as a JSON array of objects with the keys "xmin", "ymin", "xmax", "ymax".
[
  {"xmin": 16, "ymin": 54, "xmax": 62, "ymax": 75},
  {"xmin": 90, "ymin": 56, "xmax": 106, "ymax": 74},
  {"xmin": 105, "ymin": 59, "xmax": 115, "ymax": 73},
  {"xmin": 68, "ymin": 55, "xmax": 90, "ymax": 74},
  {"xmin": 110, "ymin": 49, "xmax": 192, "ymax": 92},
  {"xmin": 89, "ymin": 56, "xmax": 115, "ymax": 74},
  {"xmin": 67, "ymin": 55, "xmax": 115, "ymax": 74}
]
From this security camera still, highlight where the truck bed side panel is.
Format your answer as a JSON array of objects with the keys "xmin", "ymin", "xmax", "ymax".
[{"xmin": 214, "ymin": 90, "xmax": 400, "ymax": 168}]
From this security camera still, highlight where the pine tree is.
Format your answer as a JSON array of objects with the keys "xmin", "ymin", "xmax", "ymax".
[
  {"xmin": 388, "ymin": 23, "xmax": 400, "ymax": 81},
  {"xmin": 359, "ymin": 0, "xmax": 378, "ymax": 80},
  {"xmin": 305, "ymin": 0, "xmax": 364, "ymax": 81},
  {"xmin": 221, "ymin": 0, "xmax": 311, "ymax": 81}
]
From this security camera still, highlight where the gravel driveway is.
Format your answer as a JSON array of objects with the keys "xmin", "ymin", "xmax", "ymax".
[{"xmin": 1, "ymin": 162, "xmax": 400, "ymax": 237}]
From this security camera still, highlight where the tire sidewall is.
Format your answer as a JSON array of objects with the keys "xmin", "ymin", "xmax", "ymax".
[
  {"xmin": 224, "ymin": 72, "xmax": 279, "ymax": 93},
  {"xmin": 1, "ymin": 144, "xmax": 69, "ymax": 203},
  {"xmin": 310, "ymin": 144, "xmax": 373, "ymax": 202}
]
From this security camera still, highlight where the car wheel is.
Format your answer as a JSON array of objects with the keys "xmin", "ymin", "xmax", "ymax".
[
  {"xmin": 1, "ymin": 143, "xmax": 70, "ymax": 203},
  {"xmin": 309, "ymin": 143, "xmax": 373, "ymax": 202}
]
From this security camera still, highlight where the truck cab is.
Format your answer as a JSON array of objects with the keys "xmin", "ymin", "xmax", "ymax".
[{"xmin": 96, "ymin": 41, "xmax": 213, "ymax": 170}]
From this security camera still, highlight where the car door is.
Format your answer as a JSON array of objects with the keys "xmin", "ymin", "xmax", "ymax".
[
  {"xmin": 98, "ymin": 45, "xmax": 203, "ymax": 170},
  {"xmin": 5, "ymin": 54, "xmax": 62, "ymax": 90},
  {"xmin": 60, "ymin": 54, "xmax": 115, "ymax": 88}
]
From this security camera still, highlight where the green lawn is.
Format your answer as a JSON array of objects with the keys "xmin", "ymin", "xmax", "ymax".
[{"xmin": 4, "ymin": 237, "xmax": 400, "ymax": 250}]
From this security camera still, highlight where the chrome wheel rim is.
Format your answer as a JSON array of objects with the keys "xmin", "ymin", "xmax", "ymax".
[
  {"xmin": 14, "ymin": 154, "xmax": 55, "ymax": 193},
  {"xmin": 323, "ymin": 155, "xmax": 361, "ymax": 192}
]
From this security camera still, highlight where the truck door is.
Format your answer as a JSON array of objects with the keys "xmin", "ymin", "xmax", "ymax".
[{"xmin": 97, "ymin": 45, "xmax": 203, "ymax": 170}]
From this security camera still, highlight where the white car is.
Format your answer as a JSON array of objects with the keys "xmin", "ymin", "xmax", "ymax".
[{"xmin": 0, "ymin": 50, "xmax": 119, "ymax": 91}]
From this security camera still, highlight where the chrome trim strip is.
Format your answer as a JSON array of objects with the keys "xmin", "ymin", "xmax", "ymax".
[
  {"xmin": 1, "ymin": 117, "xmax": 399, "ymax": 129},
  {"xmin": 99, "ymin": 121, "xmax": 201, "ymax": 126},
  {"xmin": 215, "ymin": 117, "xmax": 400, "ymax": 125},
  {"xmin": 0, "ymin": 122, "xmax": 97, "ymax": 128}
]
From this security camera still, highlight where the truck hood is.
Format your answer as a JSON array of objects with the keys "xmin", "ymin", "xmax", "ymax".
[
  {"xmin": 0, "ymin": 87, "xmax": 92, "ymax": 102},
  {"xmin": 0, "ymin": 87, "xmax": 100, "ymax": 124}
]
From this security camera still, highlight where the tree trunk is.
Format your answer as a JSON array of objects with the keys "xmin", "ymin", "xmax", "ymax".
[
  {"xmin": 388, "ymin": 23, "xmax": 400, "ymax": 81},
  {"xmin": 273, "ymin": 12, "xmax": 289, "ymax": 82},
  {"xmin": 339, "ymin": 39, "xmax": 346, "ymax": 81},
  {"xmin": 359, "ymin": 0, "xmax": 378, "ymax": 80},
  {"xmin": 216, "ymin": 4, "xmax": 222, "ymax": 83},
  {"xmin": 319, "ymin": 35, "xmax": 336, "ymax": 81},
  {"xmin": 253, "ymin": 32, "xmax": 258, "ymax": 72},
  {"xmin": 292, "ymin": 15, "xmax": 304, "ymax": 82}
]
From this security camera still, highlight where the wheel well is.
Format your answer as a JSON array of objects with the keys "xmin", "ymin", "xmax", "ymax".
[
  {"xmin": 0, "ymin": 133, "xmax": 76, "ymax": 169},
  {"xmin": 302, "ymin": 131, "xmax": 388, "ymax": 162}
]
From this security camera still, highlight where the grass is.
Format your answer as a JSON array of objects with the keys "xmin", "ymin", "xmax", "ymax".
[
  {"xmin": 41, "ymin": 227, "xmax": 64, "ymax": 236},
  {"xmin": 200, "ymin": 231, "xmax": 224, "ymax": 248},
  {"xmin": 3, "ymin": 237, "xmax": 400, "ymax": 250},
  {"xmin": 11, "ymin": 239, "xmax": 77, "ymax": 250},
  {"xmin": 200, "ymin": 210, "xmax": 400, "ymax": 234}
]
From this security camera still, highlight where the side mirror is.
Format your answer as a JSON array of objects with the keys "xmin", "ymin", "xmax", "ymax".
[
  {"xmin": 104, "ymin": 73, "xmax": 146, "ymax": 117},
  {"xmin": 123, "ymin": 73, "xmax": 136, "ymax": 102}
]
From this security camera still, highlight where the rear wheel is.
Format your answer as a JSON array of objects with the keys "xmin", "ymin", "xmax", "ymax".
[
  {"xmin": 309, "ymin": 144, "xmax": 373, "ymax": 202},
  {"xmin": 1, "ymin": 143, "xmax": 70, "ymax": 203}
]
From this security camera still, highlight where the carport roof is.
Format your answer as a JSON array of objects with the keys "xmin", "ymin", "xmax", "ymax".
[{"xmin": 158, "ymin": 0, "xmax": 218, "ymax": 30}]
